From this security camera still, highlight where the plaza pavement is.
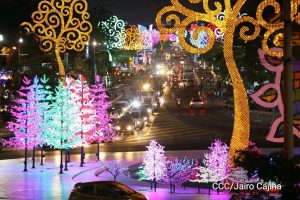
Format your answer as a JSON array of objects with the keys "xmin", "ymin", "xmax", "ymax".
[{"xmin": 0, "ymin": 150, "xmax": 231, "ymax": 200}]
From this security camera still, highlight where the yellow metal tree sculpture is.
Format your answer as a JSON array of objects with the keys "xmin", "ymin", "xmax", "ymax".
[
  {"xmin": 124, "ymin": 25, "xmax": 144, "ymax": 51},
  {"xmin": 21, "ymin": 0, "xmax": 93, "ymax": 80},
  {"xmin": 156, "ymin": 0, "xmax": 300, "ymax": 158}
]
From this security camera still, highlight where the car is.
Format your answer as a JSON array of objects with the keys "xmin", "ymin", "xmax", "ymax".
[
  {"xmin": 129, "ymin": 106, "xmax": 151, "ymax": 128},
  {"xmin": 111, "ymin": 101, "xmax": 131, "ymax": 117},
  {"xmin": 69, "ymin": 181, "xmax": 147, "ymax": 200},
  {"xmin": 129, "ymin": 111, "xmax": 145, "ymax": 130},
  {"xmin": 190, "ymin": 97, "xmax": 204, "ymax": 109},
  {"xmin": 186, "ymin": 79, "xmax": 195, "ymax": 88},
  {"xmin": 114, "ymin": 115, "xmax": 135, "ymax": 135}
]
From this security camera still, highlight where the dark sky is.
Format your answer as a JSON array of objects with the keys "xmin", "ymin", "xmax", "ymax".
[{"xmin": 0, "ymin": 0, "xmax": 169, "ymax": 43}]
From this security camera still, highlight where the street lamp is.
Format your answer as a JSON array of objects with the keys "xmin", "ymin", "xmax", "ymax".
[
  {"xmin": 18, "ymin": 38, "xmax": 23, "ymax": 65},
  {"xmin": 93, "ymin": 40, "xmax": 97, "ymax": 83},
  {"xmin": 0, "ymin": 35, "xmax": 3, "ymax": 42}
]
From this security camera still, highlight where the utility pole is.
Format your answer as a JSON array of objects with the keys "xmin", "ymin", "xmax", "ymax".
[{"xmin": 283, "ymin": 0, "xmax": 294, "ymax": 160}]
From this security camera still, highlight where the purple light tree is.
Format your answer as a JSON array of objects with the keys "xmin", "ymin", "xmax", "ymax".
[
  {"xmin": 142, "ymin": 140, "xmax": 166, "ymax": 192},
  {"xmin": 90, "ymin": 75, "xmax": 114, "ymax": 161},
  {"xmin": 192, "ymin": 139, "xmax": 231, "ymax": 184},
  {"xmin": 163, "ymin": 157, "xmax": 194, "ymax": 193},
  {"xmin": 5, "ymin": 76, "xmax": 42, "ymax": 172},
  {"xmin": 68, "ymin": 75, "xmax": 96, "ymax": 167}
]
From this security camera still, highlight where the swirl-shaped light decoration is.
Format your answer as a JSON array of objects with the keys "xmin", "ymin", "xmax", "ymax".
[
  {"xmin": 251, "ymin": 49, "xmax": 300, "ymax": 142},
  {"xmin": 124, "ymin": 25, "xmax": 144, "ymax": 51},
  {"xmin": 98, "ymin": 15, "xmax": 126, "ymax": 49},
  {"xmin": 156, "ymin": 0, "xmax": 300, "ymax": 160},
  {"xmin": 21, "ymin": 0, "xmax": 92, "ymax": 79}
]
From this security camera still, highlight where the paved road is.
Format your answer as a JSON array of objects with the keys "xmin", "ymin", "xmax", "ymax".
[{"xmin": 0, "ymin": 82, "xmax": 285, "ymax": 161}]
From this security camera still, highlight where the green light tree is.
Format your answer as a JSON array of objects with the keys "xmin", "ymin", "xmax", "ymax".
[{"xmin": 44, "ymin": 81, "xmax": 81, "ymax": 174}]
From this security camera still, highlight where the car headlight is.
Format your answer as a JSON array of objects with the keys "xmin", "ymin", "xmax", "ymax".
[
  {"xmin": 127, "ymin": 125, "xmax": 133, "ymax": 131},
  {"xmin": 137, "ymin": 121, "xmax": 141, "ymax": 125},
  {"xmin": 143, "ymin": 117, "xmax": 147, "ymax": 121},
  {"xmin": 153, "ymin": 103, "xmax": 158, "ymax": 107},
  {"xmin": 147, "ymin": 108, "xmax": 152, "ymax": 113},
  {"xmin": 116, "ymin": 126, "xmax": 121, "ymax": 131}
]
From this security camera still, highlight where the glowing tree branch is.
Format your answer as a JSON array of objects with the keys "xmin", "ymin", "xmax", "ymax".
[
  {"xmin": 90, "ymin": 75, "xmax": 114, "ymax": 161},
  {"xmin": 156, "ymin": 0, "xmax": 300, "ymax": 158},
  {"xmin": 21, "ymin": 0, "xmax": 93, "ymax": 80},
  {"xmin": 6, "ymin": 77, "xmax": 42, "ymax": 172}
]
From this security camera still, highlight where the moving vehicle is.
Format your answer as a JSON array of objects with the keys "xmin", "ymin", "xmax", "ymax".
[
  {"xmin": 69, "ymin": 181, "xmax": 147, "ymax": 200},
  {"xmin": 129, "ymin": 111, "xmax": 144, "ymax": 130},
  {"xmin": 189, "ymin": 97, "xmax": 204, "ymax": 109},
  {"xmin": 111, "ymin": 101, "xmax": 131, "ymax": 117},
  {"xmin": 114, "ymin": 115, "xmax": 135, "ymax": 135}
]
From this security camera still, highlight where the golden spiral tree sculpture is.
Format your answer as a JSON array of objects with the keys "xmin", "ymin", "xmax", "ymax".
[
  {"xmin": 124, "ymin": 25, "xmax": 144, "ymax": 51},
  {"xmin": 21, "ymin": 0, "xmax": 93, "ymax": 81},
  {"xmin": 156, "ymin": 0, "xmax": 300, "ymax": 159}
]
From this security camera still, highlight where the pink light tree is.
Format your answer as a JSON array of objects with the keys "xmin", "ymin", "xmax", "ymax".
[
  {"xmin": 191, "ymin": 139, "xmax": 231, "ymax": 186},
  {"xmin": 142, "ymin": 140, "xmax": 166, "ymax": 192},
  {"xmin": 90, "ymin": 75, "xmax": 114, "ymax": 161},
  {"xmin": 163, "ymin": 157, "xmax": 194, "ymax": 193},
  {"xmin": 68, "ymin": 75, "xmax": 96, "ymax": 167},
  {"xmin": 5, "ymin": 76, "xmax": 43, "ymax": 172}
]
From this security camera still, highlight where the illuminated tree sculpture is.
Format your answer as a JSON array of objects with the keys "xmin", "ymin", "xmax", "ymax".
[
  {"xmin": 142, "ymin": 140, "xmax": 167, "ymax": 192},
  {"xmin": 68, "ymin": 75, "xmax": 96, "ymax": 167},
  {"xmin": 39, "ymin": 75, "xmax": 55, "ymax": 165},
  {"xmin": 98, "ymin": 15, "xmax": 126, "ymax": 49},
  {"xmin": 199, "ymin": 140, "xmax": 231, "ymax": 182},
  {"xmin": 156, "ymin": 0, "xmax": 300, "ymax": 158},
  {"xmin": 124, "ymin": 25, "xmax": 144, "ymax": 51},
  {"xmin": 21, "ymin": 0, "xmax": 93, "ymax": 80},
  {"xmin": 6, "ymin": 77, "xmax": 42, "ymax": 172},
  {"xmin": 44, "ymin": 81, "xmax": 81, "ymax": 174},
  {"xmin": 99, "ymin": 160, "xmax": 128, "ymax": 181},
  {"xmin": 163, "ymin": 157, "xmax": 194, "ymax": 193},
  {"xmin": 90, "ymin": 75, "xmax": 114, "ymax": 161},
  {"xmin": 30, "ymin": 76, "xmax": 47, "ymax": 168}
]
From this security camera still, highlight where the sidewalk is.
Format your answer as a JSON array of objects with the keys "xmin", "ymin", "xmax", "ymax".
[{"xmin": 0, "ymin": 150, "xmax": 231, "ymax": 200}]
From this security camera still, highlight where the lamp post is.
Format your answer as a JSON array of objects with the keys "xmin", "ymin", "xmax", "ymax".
[
  {"xmin": 0, "ymin": 35, "xmax": 3, "ymax": 66},
  {"xmin": 18, "ymin": 38, "xmax": 23, "ymax": 65},
  {"xmin": 93, "ymin": 40, "xmax": 97, "ymax": 83}
]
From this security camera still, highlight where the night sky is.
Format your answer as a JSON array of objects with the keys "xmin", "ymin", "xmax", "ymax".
[{"xmin": 0, "ymin": 0, "xmax": 169, "ymax": 43}]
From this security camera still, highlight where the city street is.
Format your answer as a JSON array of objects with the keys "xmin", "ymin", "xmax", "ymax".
[{"xmin": 0, "ymin": 77, "xmax": 282, "ymax": 160}]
